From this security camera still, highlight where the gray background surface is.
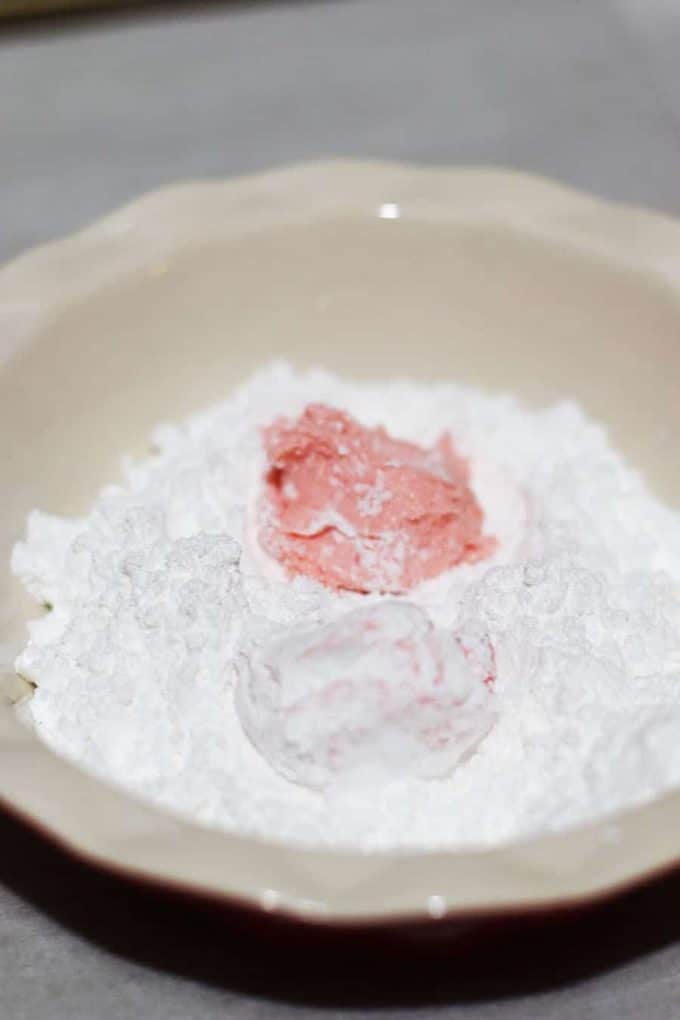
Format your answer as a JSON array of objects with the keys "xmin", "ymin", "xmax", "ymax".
[{"xmin": 2, "ymin": 1, "xmax": 680, "ymax": 1016}]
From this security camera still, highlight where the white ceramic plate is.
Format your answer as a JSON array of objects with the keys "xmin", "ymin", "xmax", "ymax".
[{"xmin": 1, "ymin": 161, "xmax": 680, "ymax": 928}]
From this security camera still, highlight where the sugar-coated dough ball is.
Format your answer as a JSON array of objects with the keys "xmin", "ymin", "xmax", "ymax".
[{"xmin": 235, "ymin": 601, "xmax": 496, "ymax": 789}]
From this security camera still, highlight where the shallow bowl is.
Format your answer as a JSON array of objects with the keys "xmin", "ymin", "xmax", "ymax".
[{"xmin": 1, "ymin": 161, "xmax": 680, "ymax": 932}]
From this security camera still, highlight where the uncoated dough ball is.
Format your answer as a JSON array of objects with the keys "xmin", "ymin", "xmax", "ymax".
[
  {"xmin": 258, "ymin": 403, "xmax": 494, "ymax": 593},
  {"xmin": 235, "ymin": 601, "xmax": 496, "ymax": 789}
]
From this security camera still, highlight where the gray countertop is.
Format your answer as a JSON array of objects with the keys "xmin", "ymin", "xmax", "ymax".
[{"xmin": 2, "ymin": 1, "xmax": 680, "ymax": 1017}]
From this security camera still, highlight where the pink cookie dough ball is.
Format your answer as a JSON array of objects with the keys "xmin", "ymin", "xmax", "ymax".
[{"xmin": 258, "ymin": 404, "xmax": 495, "ymax": 593}]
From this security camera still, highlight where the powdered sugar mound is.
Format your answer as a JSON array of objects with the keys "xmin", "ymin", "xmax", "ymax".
[
  {"xmin": 11, "ymin": 361, "xmax": 680, "ymax": 850},
  {"xmin": 17, "ymin": 507, "xmax": 243, "ymax": 788},
  {"xmin": 11, "ymin": 510, "xmax": 84, "ymax": 607}
]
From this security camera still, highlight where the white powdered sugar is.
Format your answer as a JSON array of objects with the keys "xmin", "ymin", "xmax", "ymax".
[{"xmin": 11, "ymin": 362, "xmax": 680, "ymax": 850}]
